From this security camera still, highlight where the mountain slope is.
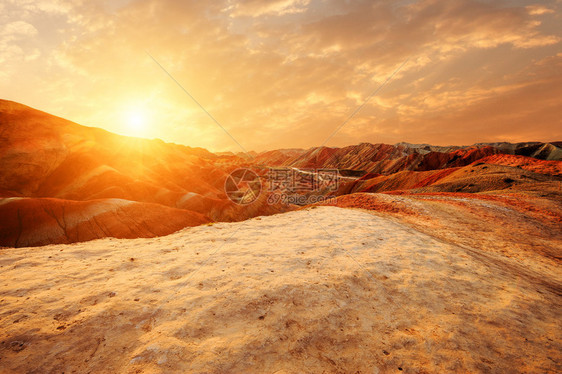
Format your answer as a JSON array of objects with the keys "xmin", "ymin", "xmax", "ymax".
[
  {"xmin": 1, "ymin": 99, "xmax": 560, "ymax": 247},
  {"xmin": 0, "ymin": 99, "xmax": 220, "ymax": 200},
  {"xmin": 255, "ymin": 141, "xmax": 562, "ymax": 174},
  {"xmin": 0, "ymin": 197, "xmax": 209, "ymax": 247},
  {"xmin": 335, "ymin": 160, "xmax": 562, "ymax": 196},
  {"xmin": 0, "ymin": 100, "xmax": 291, "ymax": 246}
]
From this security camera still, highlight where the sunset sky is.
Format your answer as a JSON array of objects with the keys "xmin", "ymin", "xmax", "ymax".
[{"xmin": 1, "ymin": 0, "xmax": 561, "ymax": 152}]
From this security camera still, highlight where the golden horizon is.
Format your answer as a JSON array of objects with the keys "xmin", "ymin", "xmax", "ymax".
[{"xmin": 1, "ymin": 0, "xmax": 561, "ymax": 152}]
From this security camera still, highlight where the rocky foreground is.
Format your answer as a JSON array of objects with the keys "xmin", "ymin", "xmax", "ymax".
[{"xmin": 1, "ymin": 201, "xmax": 560, "ymax": 373}]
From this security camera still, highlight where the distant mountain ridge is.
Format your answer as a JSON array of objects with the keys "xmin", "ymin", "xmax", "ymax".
[
  {"xmin": 253, "ymin": 141, "xmax": 562, "ymax": 174},
  {"xmin": 1, "ymin": 99, "xmax": 560, "ymax": 247}
]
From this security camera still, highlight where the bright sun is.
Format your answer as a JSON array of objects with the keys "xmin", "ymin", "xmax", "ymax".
[{"xmin": 123, "ymin": 107, "xmax": 148, "ymax": 136}]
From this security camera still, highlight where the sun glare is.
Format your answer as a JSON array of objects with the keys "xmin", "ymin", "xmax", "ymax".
[{"xmin": 123, "ymin": 107, "xmax": 149, "ymax": 137}]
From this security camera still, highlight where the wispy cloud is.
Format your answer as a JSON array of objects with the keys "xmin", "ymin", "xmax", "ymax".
[{"xmin": 1, "ymin": 0, "xmax": 560, "ymax": 150}]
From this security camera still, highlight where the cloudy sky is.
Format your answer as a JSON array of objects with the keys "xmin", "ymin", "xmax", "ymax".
[{"xmin": 1, "ymin": 0, "xmax": 561, "ymax": 152}]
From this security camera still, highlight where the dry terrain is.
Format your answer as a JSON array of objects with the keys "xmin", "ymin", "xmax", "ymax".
[
  {"xmin": 1, "ymin": 99, "xmax": 561, "ymax": 373},
  {"xmin": 1, "ymin": 201, "xmax": 561, "ymax": 373}
]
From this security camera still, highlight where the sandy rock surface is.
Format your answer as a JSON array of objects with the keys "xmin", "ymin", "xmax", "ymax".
[{"xmin": 1, "ymin": 206, "xmax": 560, "ymax": 373}]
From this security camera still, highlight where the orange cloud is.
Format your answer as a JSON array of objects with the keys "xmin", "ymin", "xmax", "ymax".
[{"xmin": 0, "ymin": 0, "xmax": 560, "ymax": 151}]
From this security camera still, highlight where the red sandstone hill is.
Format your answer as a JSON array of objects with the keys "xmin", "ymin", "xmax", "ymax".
[
  {"xmin": 1, "ymin": 99, "xmax": 561, "ymax": 247},
  {"xmin": 335, "ymin": 160, "xmax": 562, "ymax": 196},
  {"xmin": 0, "ymin": 100, "xmax": 289, "ymax": 247},
  {"xmin": 255, "ymin": 142, "xmax": 561, "ymax": 202},
  {"xmin": 474, "ymin": 153, "xmax": 562, "ymax": 176},
  {"xmin": 0, "ymin": 197, "xmax": 209, "ymax": 247},
  {"xmin": 254, "ymin": 141, "xmax": 562, "ymax": 174}
]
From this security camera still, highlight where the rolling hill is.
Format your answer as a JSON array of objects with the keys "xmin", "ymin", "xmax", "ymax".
[
  {"xmin": 0, "ymin": 100, "xmax": 289, "ymax": 246},
  {"xmin": 1, "ymin": 99, "xmax": 560, "ymax": 247}
]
